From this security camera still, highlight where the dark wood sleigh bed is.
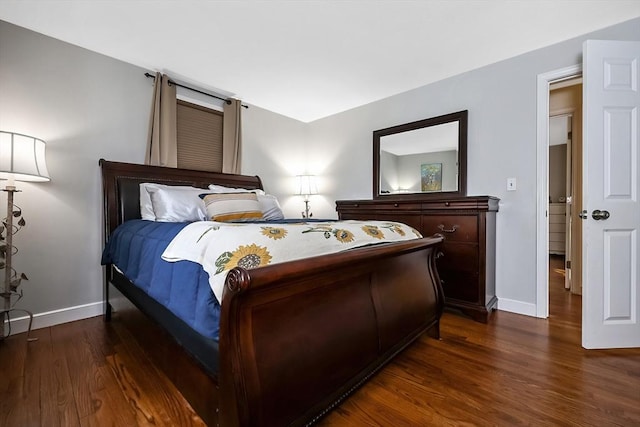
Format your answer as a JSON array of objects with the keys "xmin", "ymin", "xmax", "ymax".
[{"xmin": 100, "ymin": 159, "xmax": 445, "ymax": 426}]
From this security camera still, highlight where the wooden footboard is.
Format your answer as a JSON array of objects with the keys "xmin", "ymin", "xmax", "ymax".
[{"xmin": 218, "ymin": 236, "xmax": 444, "ymax": 426}]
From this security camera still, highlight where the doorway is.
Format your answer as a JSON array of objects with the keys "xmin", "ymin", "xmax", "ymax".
[
  {"xmin": 535, "ymin": 64, "xmax": 582, "ymax": 319},
  {"xmin": 548, "ymin": 77, "xmax": 583, "ymax": 317}
]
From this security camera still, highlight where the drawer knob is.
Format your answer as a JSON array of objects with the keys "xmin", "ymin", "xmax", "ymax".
[
  {"xmin": 444, "ymin": 202, "xmax": 450, "ymax": 206},
  {"xmin": 394, "ymin": 203, "xmax": 399, "ymax": 207},
  {"xmin": 438, "ymin": 224, "xmax": 459, "ymax": 233}
]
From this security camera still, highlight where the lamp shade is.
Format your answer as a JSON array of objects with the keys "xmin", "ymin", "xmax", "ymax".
[
  {"xmin": 0, "ymin": 131, "xmax": 50, "ymax": 182},
  {"xmin": 296, "ymin": 175, "xmax": 318, "ymax": 196}
]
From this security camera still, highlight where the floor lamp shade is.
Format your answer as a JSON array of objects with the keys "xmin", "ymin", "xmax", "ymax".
[{"xmin": 0, "ymin": 131, "xmax": 50, "ymax": 183}]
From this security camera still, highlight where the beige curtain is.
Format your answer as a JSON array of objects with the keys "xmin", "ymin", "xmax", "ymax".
[
  {"xmin": 146, "ymin": 72, "xmax": 177, "ymax": 167},
  {"xmin": 222, "ymin": 99, "xmax": 242, "ymax": 174}
]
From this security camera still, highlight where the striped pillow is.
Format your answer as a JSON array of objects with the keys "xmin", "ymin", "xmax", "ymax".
[{"xmin": 201, "ymin": 193, "xmax": 264, "ymax": 222}]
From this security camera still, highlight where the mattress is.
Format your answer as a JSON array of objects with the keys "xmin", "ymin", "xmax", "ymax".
[{"xmin": 101, "ymin": 219, "xmax": 222, "ymax": 340}]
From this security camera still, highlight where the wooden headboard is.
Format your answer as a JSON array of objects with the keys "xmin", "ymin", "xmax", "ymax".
[{"xmin": 99, "ymin": 159, "xmax": 264, "ymax": 238}]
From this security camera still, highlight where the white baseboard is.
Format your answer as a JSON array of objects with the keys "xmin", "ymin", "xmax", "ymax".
[
  {"xmin": 2, "ymin": 298, "xmax": 540, "ymax": 336},
  {"xmin": 496, "ymin": 298, "xmax": 538, "ymax": 318},
  {"xmin": 2, "ymin": 301, "xmax": 104, "ymax": 336}
]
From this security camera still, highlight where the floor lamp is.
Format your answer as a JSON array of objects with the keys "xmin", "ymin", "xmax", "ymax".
[{"xmin": 0, "ymin": 131, "xmax": 50, "ymax": 341}]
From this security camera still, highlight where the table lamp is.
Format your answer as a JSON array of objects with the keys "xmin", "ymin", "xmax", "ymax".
[{"xmin": 296, "ymin": 174, "xmax": 318, "ymax": 219}]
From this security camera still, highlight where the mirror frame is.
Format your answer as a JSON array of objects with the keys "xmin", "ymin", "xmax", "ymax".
[{"xmin": 373, "ymin": 110, "xmax": 468, "ymax": 200}]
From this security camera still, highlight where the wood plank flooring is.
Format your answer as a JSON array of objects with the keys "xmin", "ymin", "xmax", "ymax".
[{"xmin": 1, "ymin": 256, "xmax": 639, "ymax": 426}]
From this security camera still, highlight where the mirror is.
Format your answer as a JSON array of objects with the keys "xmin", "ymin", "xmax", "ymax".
[{"xmin": 374, "ymin": 110, "xmax": 467, "ymax": 199}]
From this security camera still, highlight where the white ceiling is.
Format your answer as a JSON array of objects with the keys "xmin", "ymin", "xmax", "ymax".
[{"xmin": 1, "ymin": 1, "xmax": 639, "ymax": 123}]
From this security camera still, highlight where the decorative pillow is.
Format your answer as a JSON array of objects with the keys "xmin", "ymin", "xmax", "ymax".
[
  {"xmin": 200, "ymin": 193, "xmax": 264, "ymax": 222},
  {"xmin": 257, "ymin": 194, "xmax": 285, "ymax": 221},
  {"xmin": 140, "ymin": 183, "xmax": 207, "ymax": 221},
  {"xmin": 147, "ymin": 186, "xmax": 212, "ymax": 222},
  {"xmin": 208, "ymin": 184, "xmax": 283, "ymax": 220}
]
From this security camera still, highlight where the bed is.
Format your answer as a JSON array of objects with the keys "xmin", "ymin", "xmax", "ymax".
[{"xmin": 99, "ymin": 159, "xmax": 445, "ymax": 426}]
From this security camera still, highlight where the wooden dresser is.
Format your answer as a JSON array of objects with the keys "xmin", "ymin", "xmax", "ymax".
[
  {"xmin": 548, "ymin": 203, "xmax": 566, "ymax": 255},
  {"xmin": 336, "ymin": 196, "xmax": 499, "ymax": 322}
]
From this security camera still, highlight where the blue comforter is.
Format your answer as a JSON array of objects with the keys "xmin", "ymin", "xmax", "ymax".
[{"xmin": 101, "ymin": 220, "xmax": 221, "ymax": 340}]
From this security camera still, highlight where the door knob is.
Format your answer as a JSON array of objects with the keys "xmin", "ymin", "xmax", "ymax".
[{"xmin": 591, "ymin": 209, "xmax": 610, "ymax": 220}]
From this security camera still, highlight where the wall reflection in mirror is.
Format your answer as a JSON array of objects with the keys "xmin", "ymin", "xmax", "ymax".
[
  {"xmin": 380, "ymin": 121, "xmax": 459, "ymax": 193},
  {"xmin": 374, "ymin": 110, "xmax": 467, "ymax": 199}
]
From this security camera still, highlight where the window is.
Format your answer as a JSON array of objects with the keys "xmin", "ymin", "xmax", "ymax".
[{"xmin": 176, "ymin": 99, "xmax": 223, "ymax": 172}]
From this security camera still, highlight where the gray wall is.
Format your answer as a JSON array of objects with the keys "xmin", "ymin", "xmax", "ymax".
[
  {"xmin": 379, "ymin": 150, "xmax": 398, "ymax": 193},
  {"xmin": 300, "ymin": 17, "xmax": 640, "ymax": 313},
  {"xmin": 2, "ymin": 16, "xmax": 640, "ymax": 327},
  {"xmin": 0, "ymin": 20, "xmax": 307, "ymax": 329},
  {"xmin": 0, "ymin": 21, "xmax": 150, "ymax": 325},
  {"xmin": 397, "ymin": 150, "xmax": 458, "ymax": 192}
]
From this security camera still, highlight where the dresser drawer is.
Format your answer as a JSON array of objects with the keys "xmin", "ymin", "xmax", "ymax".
[
  {"xmin": 438, "ymin": 269, "xmax": 480, "ymax": 303},
  {"xmin": 340, "ymin": 212, "xmax": 422, "ymax": 232},
  {"xmin": 549, "ymin": 241, "xmax": 565, "ymax": 253},
  {"xmin": 338, "ymin": 202, "xmax": 422, "ymax": 211},
  {"xmin": 549, "ymin": 203, "xmax": 566, "ymax": 215},
  {"xmin": 549, "ymin": 223, "xmax": 565, "ymax": 233},
  {"xmin": 422, "ymin": 200, "xmax": 482, "ymax": 210},
  {"xmin": 421, "ymin": 215, "xmax": 478, "ymax": 242},
  {"xmin": 437, "ymin": 242, "xmax": 479, "ymax": 272}
]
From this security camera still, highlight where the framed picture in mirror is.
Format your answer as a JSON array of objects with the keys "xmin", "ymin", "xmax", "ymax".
[{"xmin": 421, "ymin": 163, "xmax": 442, "ymax": 191}]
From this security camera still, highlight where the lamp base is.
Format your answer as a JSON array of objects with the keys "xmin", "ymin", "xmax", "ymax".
[
  {"xmin": 302, "ymin": 200, "xmax": 313, "ymax": 219},
  {"xmin": 0, "ymin": 184, "xmax": 34, "ymax": 341},
  {"xmin": 0, "ymin": 308, "xmax": 37, "ymax": 342}
]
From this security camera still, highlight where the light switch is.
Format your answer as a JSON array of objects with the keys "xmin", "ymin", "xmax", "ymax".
[{"xmin": 507, "ymin": 178, "xmax": 517, "ymax": 191}]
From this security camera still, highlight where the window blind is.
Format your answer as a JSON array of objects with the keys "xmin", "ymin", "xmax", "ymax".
[{"xmin": 176, "ymin": 100, "xmax": 223, "ymax": 172}]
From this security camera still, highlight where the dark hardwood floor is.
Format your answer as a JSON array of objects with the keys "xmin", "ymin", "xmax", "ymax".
[{"xmin": 1, "ymin": 256, "xmax": 639, "ymax": 426}]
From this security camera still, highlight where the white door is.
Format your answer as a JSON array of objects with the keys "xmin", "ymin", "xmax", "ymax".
[
  {"xmin": 582, "ymin": 40, "xmax": 640, "ymax": 349},
  {"xmin": 564, "ymin": 115, "xmax": 573, "ymax": 289},
  {"xmin": 565, "ymin": 115, "xmax": 573, "ymax": 291}
]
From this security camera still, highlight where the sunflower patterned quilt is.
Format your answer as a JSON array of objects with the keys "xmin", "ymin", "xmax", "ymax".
[{"xmin": 162, "ymin": 220, "xmax": 422, "ymax": 303}]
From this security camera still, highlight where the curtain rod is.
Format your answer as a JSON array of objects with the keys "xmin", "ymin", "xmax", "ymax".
[{"xmin": 144, "ymin": 73, "xmax": 248, "ymax": 108}]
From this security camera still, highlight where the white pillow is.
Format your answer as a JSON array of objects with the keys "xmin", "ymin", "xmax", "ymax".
[
  {"xmin": 140, "ymin": 183, "xmax": 207, "ymax": 221},
  {"xmin": 258, "ymin": 194, "xmax": 284, "ymax": 221},
  {"xmin": 208, "ymin": 184, "xmax": 265, "ymax": 195},
  {"xmin": 140, "ymin": 183, "xmax": 157, "ymax": 220},
  {"xmin": 140, "ymin": 182, "xmax": 214, "ymax": 221},
  {"xmin": 207, "ymin": 184, "xmax": 284, "ymax": 220},
  {"xmin": 147, "ymin": 186, "xmax": 213, "ymax": 222}
]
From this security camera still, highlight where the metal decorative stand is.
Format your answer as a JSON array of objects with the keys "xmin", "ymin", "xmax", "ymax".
[
  {"xmin": 0, "ymin": 186, "xmax": 36, "ymax": 342},
  {"xmin": 302, "ymin": 199, "xmax": 313, "ymax": 219}
]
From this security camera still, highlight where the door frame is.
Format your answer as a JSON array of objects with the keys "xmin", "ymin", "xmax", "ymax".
[{"xmin": 535, "ymin": 64, "xmax": 582, "ymax": 318}]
